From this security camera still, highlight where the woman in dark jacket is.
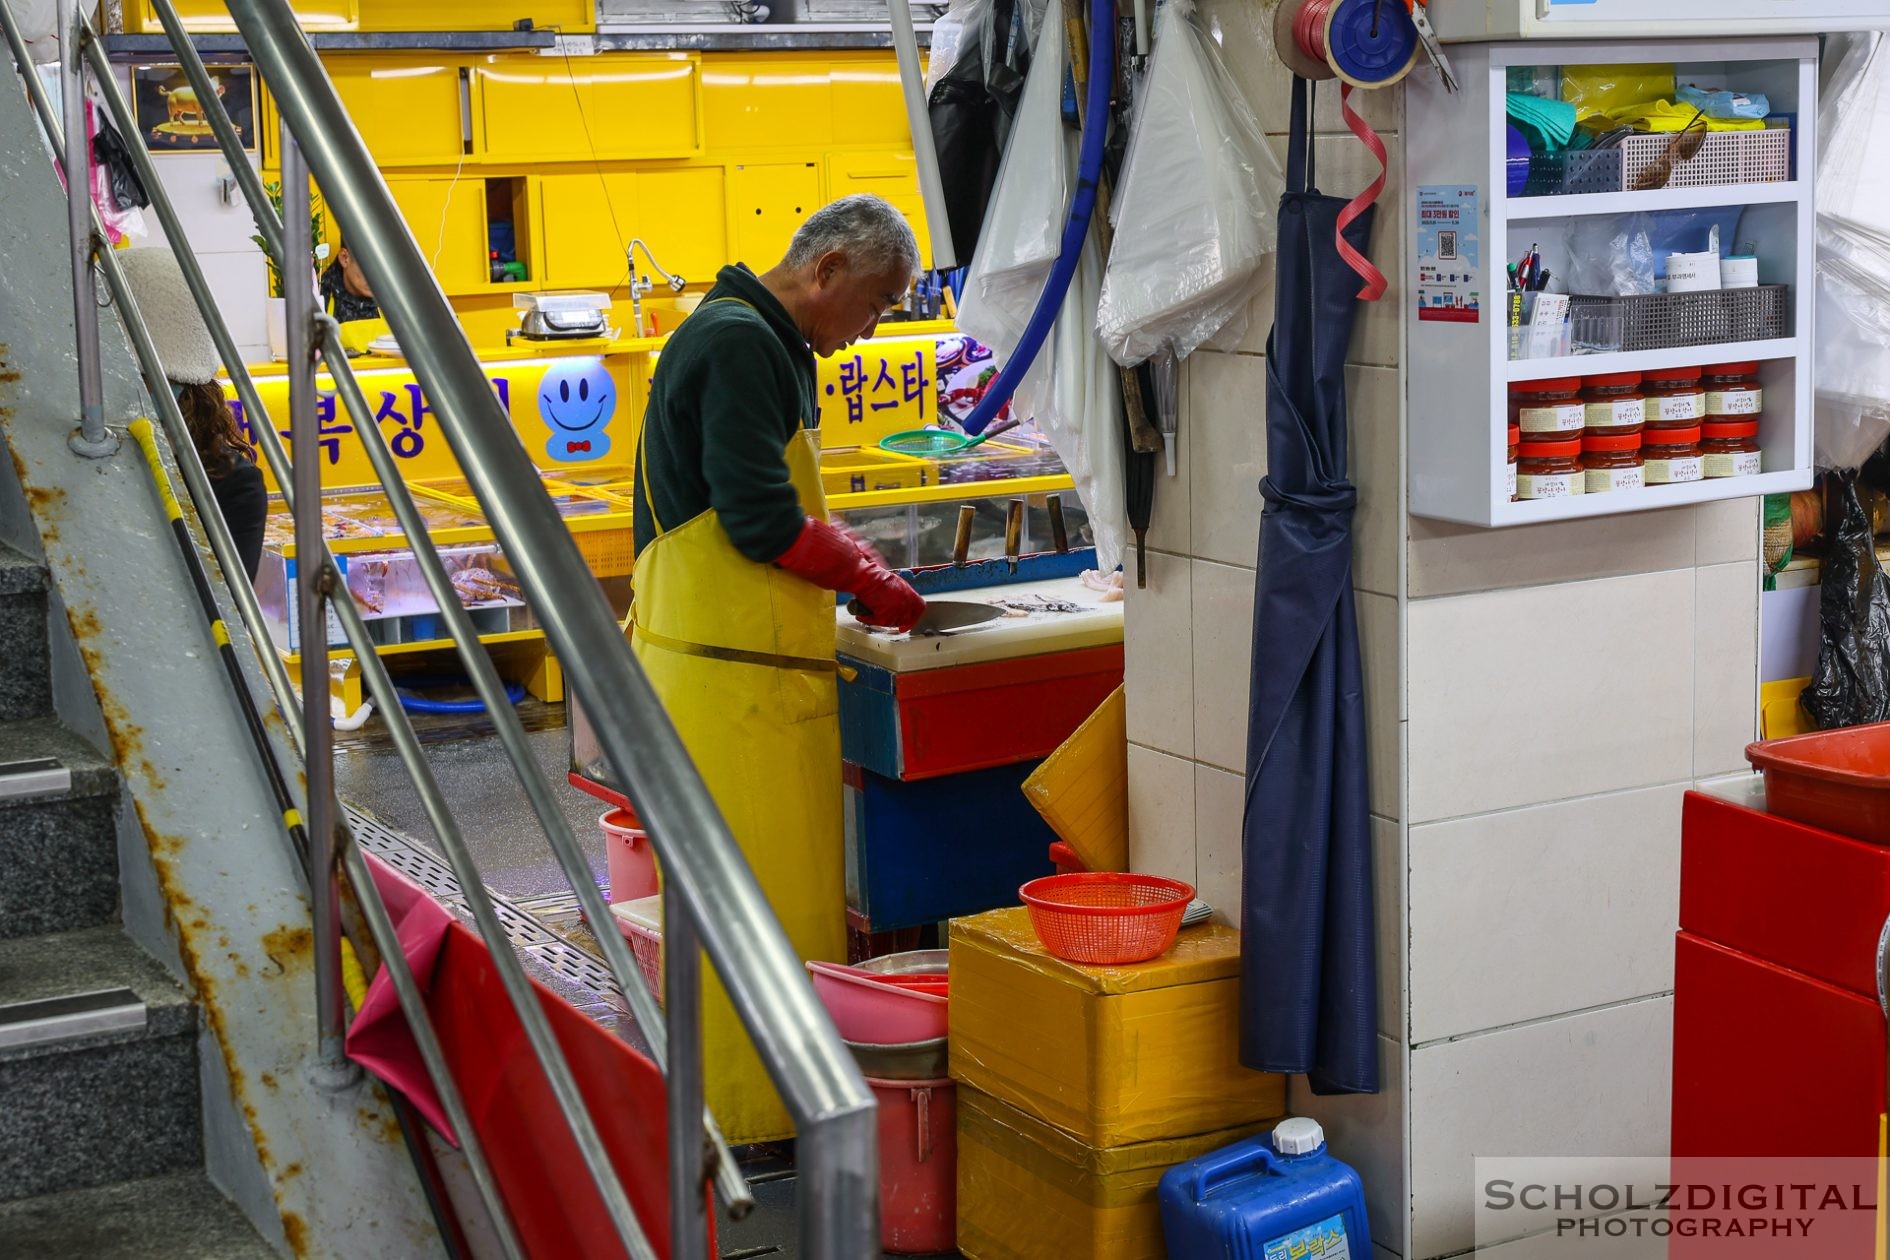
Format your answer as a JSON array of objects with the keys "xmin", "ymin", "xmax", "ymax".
[{"xmin": 119, "ymin": 248, "xmax": 267, "ymax": 580}]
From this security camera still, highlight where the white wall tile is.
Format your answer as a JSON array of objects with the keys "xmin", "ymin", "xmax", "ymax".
[
  {"xmin": 1373, "ymin": 814, "xmax": 1405, "ymax": 1041},
  {"xmin": 1407, "ymin": 508, "xmax": 1696, "ymax": 600},
  {"xmin": 1409, "ymin": 998, "xmax": 1674, "ymax": 1258},
  {"xmin": 1407, "ymin": 571, "xmax": 1696, "ymax": 823},
  {"xmin": 1194, "ymin": 762, "xmax": 1244, "ymax": 926},
  {"xmin": 1407, "ymin": 785, "xmax": 1683, "ymax": 1044},
  {"xmin": 1128, "ymin": 743, "xmax": 1196, "ymax": 885},
  {"xmin": 1191, "ymin": 557, "xmax": 1255, "ymax": 773},
  {"xmin": 1149, "ymin": 356, "xmax": 1193, "ymax": 556},
  {"xmin": 1123, "ymin": 550, "xmax": 1194, "ymax": 758},
  {"xmin": 1694, "ymin": 562, "xmax": 1759, "ymax": 777},
  {"xmin": 1358, "ymin": 590, "xmax": 1402, "ymax": 816},
  {"xmin": 1352, "ymin": 365, "xmax": 1402, "ymax": 599},
  {"xmin": 1694, "ymin": 496, "xmax": 1760, "ymax": 567},
  {"xmin": 1188, "ymin": 351, "xmax": 1269, "ymax": 569},
  {"xmin": 1290, "ymin": 1035, "xmax": 1408, "ymax": 1252},
  {"xmin": 190, "ymin": 250, "xmax": 270, "ymax": 365}
]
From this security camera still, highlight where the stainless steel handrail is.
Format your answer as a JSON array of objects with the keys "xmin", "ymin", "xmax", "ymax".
[
  {"xmin": 53, "ymin": 0, "xmax": 112, "ymax": 458},
  {"xmin": 12, "ymin": 0, "xmax": 879, "ymax": 1252},
  {"xmin": 216, "ymin": 9, "xmax": 879, "ymax": 1257}
]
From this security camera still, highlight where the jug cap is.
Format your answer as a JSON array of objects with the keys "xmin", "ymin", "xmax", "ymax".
[{"xmin": 1273, "ymin": 1116, "xmax": 1325, "ymax": 1156}]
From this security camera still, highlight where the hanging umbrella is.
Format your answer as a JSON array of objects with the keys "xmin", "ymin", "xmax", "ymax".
[{"xmin": 1240, "ymin": 76, "xmax": 1379, "ymax": 1095}]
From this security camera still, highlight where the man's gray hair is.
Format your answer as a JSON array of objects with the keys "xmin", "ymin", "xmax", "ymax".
[{"xmin": 783, "ymin": 193, "xmax": 921, "ymax": 276}]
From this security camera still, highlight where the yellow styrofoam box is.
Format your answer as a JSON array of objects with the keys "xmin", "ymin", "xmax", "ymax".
[
  {"xmin": 949, "ymin": 908, "xmax": 1285, "ymax": 1149},
  {"xmin": 956, "ymin": 1086, "xmax": 1272, "ymax": 1260},
  {"xmin": 1023, "ymin": 685, "xmax": 1127, "ymax": 873},
  {"xmin": 1761, "ymin": 677, "xmax": 1813, "ymax": 741}
]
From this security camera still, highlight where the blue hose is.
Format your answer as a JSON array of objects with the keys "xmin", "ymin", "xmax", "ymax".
[
  {"xmin": 395, "ymin": 678, "xmax": 527, "ymax": 714},
  {"xmin": 960, "ymin": 0, "xmax": 1117, "ymax": 436}
]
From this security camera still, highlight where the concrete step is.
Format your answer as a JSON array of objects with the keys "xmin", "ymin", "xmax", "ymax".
[
  {"xmin": 0, "ymin": 717, "xmax": 121, "ymax": 940},
  {"xmin": 0, "ymin": 1170, "xmax": 274, "ymax": 1259},
  {"xmin": 0, "ymin": 927, "xmax": 200, "ymax": 1203},
  {"xmin": 0, "ymin": 542, "xmax": 50, "ymax": 723}
]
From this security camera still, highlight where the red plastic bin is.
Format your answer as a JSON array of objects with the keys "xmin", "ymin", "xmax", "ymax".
[{"xmin": 1746, "ymin": 722, "xmax": 1890, "ymax": 844}]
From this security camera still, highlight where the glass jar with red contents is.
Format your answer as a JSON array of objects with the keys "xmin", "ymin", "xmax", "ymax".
[
  {"xmin": 1702, "ymin": 362, "xmax": 1763, "ymax": 419},
  {"xmin": 1702, "ymin": 420, "xmax": 1761, "ymax": 478},
  {"xmin": 1642, "ymin": 426, "xmax": 1704, "ymax": 484},
  {"xmin": 1508, "ymin": 379, "xmax": 1586, "ymax": 441},
  {"xmin": 1581, "ymin": 372, "xmax": 1645, "ymax": 435},
  {"xmin": 1507, "ymin": 424, "xmax": 1520, "ymax": 500},
  {"xmin": 1582, "ymin": 431, "xmax": 1644, "ymax": 493},
  {"xmin": 1642, "ymin": 366, "xmax": 1706, "ymax": 431},
  {"xmin": 1515, "ymin": 437, "xmax": 1585, "ymax": 500}
]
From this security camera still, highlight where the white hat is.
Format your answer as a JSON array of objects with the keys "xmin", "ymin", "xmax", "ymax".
[{"xmin": 117, "ymin": 248, "xmax": 221, "ymax": 385}]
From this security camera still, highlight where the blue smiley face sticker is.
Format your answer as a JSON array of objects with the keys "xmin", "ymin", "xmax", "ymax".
[{"xmin": 538, "ymin": 358, "xmax": 616, "ymax": 463}]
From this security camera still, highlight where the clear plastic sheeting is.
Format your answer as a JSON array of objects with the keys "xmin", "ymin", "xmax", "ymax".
[
  {"xmin": 1094, "ymin": 0, "xmax": 1280, "ymax": 367},
  {"xmin": 1815, "ymin": 33, "xmax": 1890, "ymax": 470}
]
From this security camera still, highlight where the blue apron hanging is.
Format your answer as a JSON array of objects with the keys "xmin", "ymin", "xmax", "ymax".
[{"xmin": 1240, "ymin": 75, "xmax": 1380, "ymax": 1096}]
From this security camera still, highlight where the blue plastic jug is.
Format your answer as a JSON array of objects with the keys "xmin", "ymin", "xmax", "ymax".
[{"xmin": 1158, "ymin": 1117, "xmax": 1371, "ymax": 1259}]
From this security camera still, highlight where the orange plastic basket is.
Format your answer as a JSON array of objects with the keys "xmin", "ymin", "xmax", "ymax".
[{"xmin": 1018, "ymin": 873, "xmax": 1195, "ymax": 965}]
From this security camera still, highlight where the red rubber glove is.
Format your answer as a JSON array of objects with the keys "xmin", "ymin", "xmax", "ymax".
[{"xmin": 775, "ymin": 516, "xmax": 927, "ymax": 633}]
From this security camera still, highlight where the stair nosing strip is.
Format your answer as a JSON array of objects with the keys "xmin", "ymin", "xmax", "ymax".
[{"xmin": 0, "ymin": 987, "xmax": 147, "ymax": 1052}]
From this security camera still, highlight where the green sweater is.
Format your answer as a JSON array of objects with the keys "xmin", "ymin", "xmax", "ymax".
[{"xmin": 632, "ymin": 265, "xmax": 817, "ymax": 565}]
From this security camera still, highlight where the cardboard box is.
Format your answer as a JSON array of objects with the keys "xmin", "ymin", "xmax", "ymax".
[
  {"xmin": 956, "ymin": 1086, "xmax": 1271, "ymax": 1260},
  {"xmin": 949, "ymin": 908, "xmax": 1284, "ymax": 1148}
]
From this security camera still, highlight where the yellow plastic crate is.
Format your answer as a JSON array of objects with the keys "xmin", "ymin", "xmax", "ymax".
[
  {"xmin": 957, "ymin": 1086, "xmax": 1272, "ymax": 1260},
  {"xmin": 1760, "ymin": 677, "xmax": 1813, "ymax": 741},
  {"xmin": 819, "ymin": 447, "xmax": 934, "ymax": 496},
  {"xmin": 1022, "ymin": 685, "xmax": 1127, "ymax": 873}
]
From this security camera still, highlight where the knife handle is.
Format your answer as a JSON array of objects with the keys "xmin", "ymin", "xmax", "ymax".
[
  {"xmin": 953, "ymin": 504, "xmax": 975, "ymax": 567},
  {"xmin": 1004, "ymin": 499, "xmax": 1025, "ymax": 568},
  {"xmin": 1047, "ymin": 494, "xmax": 1069, "ymax": 553}
]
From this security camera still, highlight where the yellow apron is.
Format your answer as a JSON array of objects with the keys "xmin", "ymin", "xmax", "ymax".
[{"xmin": 628, "ymin": 360, "xmax": 846, "ymax": 1145}]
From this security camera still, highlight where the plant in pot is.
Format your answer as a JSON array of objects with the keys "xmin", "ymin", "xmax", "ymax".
[{"xmin": 254, "ymin": 180, "xmax": 329, "ymax": 359}]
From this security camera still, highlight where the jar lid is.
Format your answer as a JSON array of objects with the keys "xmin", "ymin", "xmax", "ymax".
[
  {"xmin": 1642, "ymin": 365, "xmax": 1703, "ymax": 383},
  {"xmin": 1510, "ymin": 377, "xmax": 1582, "ymax": 394},
  {"xmin": 1702, "ymin": 361, "xmax": 1760, "ymax": 376},
  {"xmin": 1506, "ymin": 424, "xmax": 1521, "ymax": 443},
  {"xmin": 1583, "ymin": 371, "xmax": 1642, "ymax": 388},
  {"xmin": 1517, "ymin": 438, "xmax": 1583, "ymax": 458},
  {"xmin": 1582, "ymin": 431, "xmax": 1643, "ymax": 452},
  {"xmin": 1702, "ymin": 420, "xmax": 1760, "ymax": 439},
  {"xmin": 1644, "ymin": 426, "xmax": 1702, "ymax": 446}
]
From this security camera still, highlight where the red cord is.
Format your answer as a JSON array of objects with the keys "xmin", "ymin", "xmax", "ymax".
[{"xmin": 1289, "ymin": 0, "xmax": 1390, "ymax": 301}]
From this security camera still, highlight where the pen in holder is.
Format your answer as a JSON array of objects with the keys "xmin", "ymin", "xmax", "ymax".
[{"xmin": 1508, "ymin": 291, "xmax": 1572, "ymax": 361}]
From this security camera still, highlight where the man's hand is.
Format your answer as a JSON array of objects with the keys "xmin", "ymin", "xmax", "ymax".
[{"xmin": 775, "ymin": 517, "xmax": 927, "ymax": 634}]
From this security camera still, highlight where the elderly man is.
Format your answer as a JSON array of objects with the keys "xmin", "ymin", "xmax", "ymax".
[{"xmin": 629, "ymin": 194, "xmax": 926, "ymax": 1143}]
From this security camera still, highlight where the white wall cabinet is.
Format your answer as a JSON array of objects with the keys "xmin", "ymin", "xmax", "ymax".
[{"xmin": 1406, "ymin": 36, "xmax": 1816, "ymax": 527}]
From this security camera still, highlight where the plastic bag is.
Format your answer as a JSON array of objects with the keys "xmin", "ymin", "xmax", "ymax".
[
  {"xmin": 93, "ymin": 114, "xmax": 150, "ymax": 212},
  {"xmin": 925, "ymin": 0, "xmax": 978, "ymax": 96},
  {"xmin": 1815, "ymin": 34, "xmax": 1890, "ymax": 469},
  {"xmin": 1095, "ymin": 0, "xmax": 1280, "ymax": 367},
  {"xmin": 953, "ymin": 0, "xmax": 1068, "ymax": 357},
  {"xmin": 1559, "ymin": 63, "xmax": 1675, "ymax": 120},
  {"xmin": 927, "ymin": 0, "xmax": 1038, "ymax": 267},
  {"xmin": 14, "ymin": 0, "xmax": 58, "ymax": 64},
  {"xmin": 1803, "ymin": 475, "xmax": 1890, "ymax": 730},
  {"xmin": 1563, "ymin": 213, "xmax": 1657, "ymax": 296}
]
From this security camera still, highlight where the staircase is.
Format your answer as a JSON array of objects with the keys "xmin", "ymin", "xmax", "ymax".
[{"xmin": 0, "ymin": 540, "xmax": 272, "ymax": 1257}]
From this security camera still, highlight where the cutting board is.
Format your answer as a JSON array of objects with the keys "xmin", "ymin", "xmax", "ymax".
[{"xmin": 835, "ymin": 576, "xmax": 1124, "ymax": 673}]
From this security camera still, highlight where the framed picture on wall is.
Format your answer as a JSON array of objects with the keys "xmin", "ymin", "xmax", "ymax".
[{"xmin": 133, "ymin": 62, "xmax": 256, "ymax": 152}]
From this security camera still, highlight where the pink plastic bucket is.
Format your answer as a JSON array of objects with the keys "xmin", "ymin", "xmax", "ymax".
[
  {"xmin": 866, "ymin": 1075, "xmax": 956, "ymax": 1255},
  {"xmin": 601, "ymin": 808, "xmax": 657, "ymax": 904},
  {"xmin": 805, "ymin": 961, "xmax": 948, "ymax": 1043}
]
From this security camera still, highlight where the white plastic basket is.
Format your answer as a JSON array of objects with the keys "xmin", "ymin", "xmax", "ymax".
[{"xmin": 1619, "ymin": 126, "xmax": 1792, "ymax": 190}]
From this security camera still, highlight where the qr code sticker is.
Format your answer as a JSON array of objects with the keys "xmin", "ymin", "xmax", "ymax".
[{"xmin": 1439, "ymin": 230, "xmax": 1458, "ymax": 261}]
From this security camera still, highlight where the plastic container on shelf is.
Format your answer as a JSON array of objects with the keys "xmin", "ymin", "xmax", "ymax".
[
  {"xmin": 1703, "ymin": 361, "xmax": 1764, "ymax": 418},
  {"xmin": 1159, "ymin": 1117, "xmax": 1373, "ymax": 1260},
  {"xmin": 1582, "ymin": 431, "xmax": 1645, "ymax": 494},
  {"xmin": 1581, "ymin": 372, "xmax": 1646, "ymax": 434},
  {"xmin": 1702, "ymin": 420, "xmax": 1763, "ymax": 478},
  {"xmin": 1514, "ymin": 437, "xmax": 1585, "ymax": 500},
  {"xmin": 1643, "ymin": 427, "xmax": 1706, "ymax": 485},
  {"xmin": 867, "ymin": 1075, "xmax": 958, "ymax": 1255},
  {"xmin": 1508, "ymin": 379, "xmax": 1586, "ymax": 440},
  {"xmin": 1642, "ymin": 366, "xmax": 1707, "ymax": 430},
  {"xmin": 600, "ymin": 807, "xmax": 657, "ymax": 903},
  {"xmin": 1747, "ymin": 723, "xmax": 1890, "ymax": 845},
  {"xmin": 1506, "ymin": 424, "xmax": 1521, "ymax": 501}
]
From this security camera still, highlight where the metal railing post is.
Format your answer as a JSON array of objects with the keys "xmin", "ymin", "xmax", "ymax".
[
  {"xmin": 281, "ymin": 124, "xmax": 350, "ymax": 1089},
  {"xmin": 665, "ymin": 891, "xmax": 710, "ymax": 1260},
  {"xmin": 55, "ymin": 0, "xmax": 113, "ymax": 458}
]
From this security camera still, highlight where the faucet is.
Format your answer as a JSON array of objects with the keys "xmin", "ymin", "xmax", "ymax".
[{"xmin": 626, "ymin": 237, "xmax": 687, "ymax": 338}]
